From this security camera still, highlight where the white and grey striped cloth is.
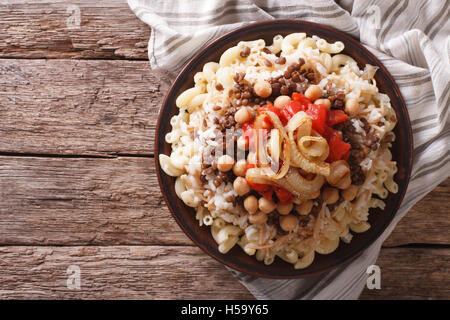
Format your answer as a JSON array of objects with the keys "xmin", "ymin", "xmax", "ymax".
[{"xmin": 128, "ymin": 0, "xmax": 450, "ymax": 299}]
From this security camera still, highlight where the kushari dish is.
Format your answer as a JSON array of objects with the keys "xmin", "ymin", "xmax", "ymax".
[{"xmin": 159, "ymin": 33, "xmax": 398, "ymax": 269}]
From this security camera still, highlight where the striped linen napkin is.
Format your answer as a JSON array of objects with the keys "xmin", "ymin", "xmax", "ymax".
[{"xmin": 128, "ymin": 0, "xmax": 450, "ymax": 299}]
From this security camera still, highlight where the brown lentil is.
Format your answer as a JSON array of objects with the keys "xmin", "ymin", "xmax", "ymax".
[
  {"xmin": 291, "ymin": 62, "xmax": 301, "ymax": 70},
  {"xmin": 234, "ymin": 72, "xmax": 245, "ymax": 83},
  {"xmin": 240, "ymin": 46, "xmax": 250, "ymax": 58},
  {"xmin": 280, "ymin": 85, "xmax": 290, "ymax": 95},
  {"xmin": 284, "ymin": 70, "xmax": 292, "ymax": 79},
  {"xmin": 275, "ymin": 57, "xmax": 286, "ymax": 64},
  {"xmin": 287, "ymin": 65, "xmax": 295, "ymax": 73},
  {"xmin": 306, "ymin": 72, "xmax": 315, "ymax": 81},
  {"xmin": 291, "ymin": 71, "xmax": 300, "ymax": 82}
]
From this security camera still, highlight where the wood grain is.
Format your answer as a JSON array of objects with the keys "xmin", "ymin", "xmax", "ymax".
[
  {"xmin": 0, "ymin": 0, "xmax": 149, "ymax": 60},
  {"xmin": 0, "ymin": 59, "xmax": 170, "ymax": 156},
  {"xmin": 360, "ymin": 248, "xmax": 450, "ymax": 300},
  {"xmin": 384, "ymin": 178, "xmax": 450, "ymax": 247},
  {"xmin": 0, "ymin": 245, "xmax": 447, "ymax": 299},
  {"xmin": 0, "ymin": 245, "xmax": 254, "ymax": 299},
  {"xmin": 0, "ymin": 156, "xmax": 189, "ymax": 245},
  {"xmin": 0, "ymin": 156, "xmax": 448, "ymax": 247}
]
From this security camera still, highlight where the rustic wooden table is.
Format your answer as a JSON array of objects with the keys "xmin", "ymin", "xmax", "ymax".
[{"xmin": 0, "ymin": 1, "xmax": 448, "ymax": 300}]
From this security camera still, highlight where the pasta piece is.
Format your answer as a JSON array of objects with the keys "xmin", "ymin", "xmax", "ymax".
[
  {"xmin": 174, "ymin": 177, "xmax": 187, "ymax": 199},
  {"xmin": 294, "ymin": 250, "xmax": 315, "ymax": 269},
  {"xmin": 180, "ymin": 189, "xmax": 200, "ymax": 207},
  {"xmin": 349, "ymin": 221, "xmax": 371, "ymax": 233},
  {"xmin": 159, "ymin": 154, "xmax": 184, "ymax": 177},
  {"xmin": 316, "ymin": 39, "xmax": 344, "ymax": 54},
  {"xmin": 219, "ymin": 46, "xmax": 242, "ymax": 67},
  {"xmin": 331, "ymin": 54, "xmax": 357, "ymax": 72},
  {"xmin": 187, "ymin": 93, "xmax": 207, "ymax": 113},
  {"xmin": 315, "ymin": 237, "xmax": 339, "ymax": 255},
  {"xmin": 281, "ymin": 33, "xmax": 307, "ymax": 54},
  {"xmin": 277, "ymin": 249, "xmax": 299, "ymax": 264},
  {"xmin": 176, "ymin": 86, "xmax": 203, "ymax": 108},
  {"xmin": 268, "ymin": 35, "xmax": 283, "ymax": 54}
]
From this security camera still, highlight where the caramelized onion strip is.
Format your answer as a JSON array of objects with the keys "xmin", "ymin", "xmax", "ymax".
[
  {"xmin": 286, "ymin": 114, "xmax": 330, "ymax": 176},
  {"xmin": 298, "ymin": 136, "xmax": 329, "ymax": 161}
]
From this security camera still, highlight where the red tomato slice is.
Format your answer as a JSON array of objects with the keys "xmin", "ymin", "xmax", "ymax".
[
  {"xmin": 246, "ymin": 180, "xmax": 270, "ymax": 192},
  {"xmin": 257, "ymin": 105, "xmax": 282, "ymax": 118},
  {"xmin": 242, "ymin": 121, "xmax": 255, "ymax": 148},
  {"xmin": 291, "ymin": 93, "xmax": 312, "ymax": 105},
  {"xmin": 257, "ymin": 105, "xmax": 284, "ymax": 129},
  {"xmin": 246, "ymin": 180, "xmax": 274, "ymax": 200},
  {"xmin": 324, "ymin": 127, "xmax": 351, "ymax": 162},
  {"xmin": 306, "ymin": 104, "xmax": 328, "ymax": 136},
  {"xmin": 280, "ymin": 100, "xmax": 307, "ymax": 125},
  {"xmin": 273, "ymin": 186, "xmax": 293, "ymax": 204},
  {"xmin": 327, "ymin": 109, "xmax": 349, "ymax": 126},
  {"xmin": 259, "ymin": 188, "xmax": 274, "ymax": 200},
  {"xmin": 254, "ymin": 113, "xmax": 273, "ymax": 130}
]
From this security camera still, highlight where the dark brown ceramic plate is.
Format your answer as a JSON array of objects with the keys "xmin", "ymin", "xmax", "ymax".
[{"xmin": 155, "ymin": 20, "xmax": 413, "ymax": 278}]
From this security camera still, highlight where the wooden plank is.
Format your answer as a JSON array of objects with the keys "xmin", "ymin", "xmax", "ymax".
[
  {"xmin": 0, "ymin": 245, "xmax": 254, "ymax": 299},
  {"xmin": 384, "ymin": 178, "xmax": 450, "ymax": 247},
  {"xmin": 0, "ymin": 0, "xmax": 149, "ymax": 59},
  {"xmin": 360, "ymin": 248, "xmax": 450, "ymax": 300},
  {"xmin": 0, "ymin": 157, "xmax": 448, "ymax": 246},
  {"xmin": 0, "ymin": 59, "xmax": 169, "ymax": 156},
  {"xmin": 0, "ymin": 156, "xmax": 190, "ymax": 245},
  {"xmin": 0, "ymin": 245, "xmax": 447, "ymax": 299}
]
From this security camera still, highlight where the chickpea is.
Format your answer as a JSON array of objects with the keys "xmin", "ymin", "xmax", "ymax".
[
  {"xmin": 237, "ymin": 136, "xmax": 248, "ymax": 151},
  {"xmin": 254, "ymin": 80, "xmax": 272, "ymax": 98},
  {"xmin": 274, "ymin": 95, "xmax": 291, "ymax": 109},
  {"xmin": 277, "ymin": 202, "xmax": 293, "ymax": 215},
  {"xmin": 233, "ymin": 177, "xmax": 250, "ymax": 196},
  {"xmin": 279, "ymin": 214, "xmax": 299, "ymax": 232},
  {"xmin": 296, "ymin": 200, "xmax": 313, "ymax": 216},
  {"xmin": 217, "ymin": 154, "xmax": 234, "ymax": 172},
  {"xmin": 258, "ymin": 197, "xmax": 276, "ymax": 214},
  {"xmin": 234, "ymin": 107, "xmax": 252, "ymax": 124},
  {"xmin": 337, "ymin": 173, "xmax": 352, "ymax": 190},
  {"xmin": 322, "ymin": 187, "xmax": 339, "ymax": 204},
  {"xmin": 248, "ymin": 211, "xmax": 268, "ymax": 224},
  {"xmin": 345, "ymin": 98, "xmax": 360, "ymax": 116},
  {"xmin": 342, "ymin": 185, "xmax": 358, "ymax": 201},
  {"xmin": 304, "ymin": 85, "xmax": 323, "ymax": 101},
  {"xmin": 314, "ymin": 98, "xmax": 331, "ymax": 110},
  {"xmin": 244, "ymin": 195, "xmax": 258, "ymax": 214},
  {"xmin": 233, "ymin": 159, "xmax": 247, "ymax": 177}
]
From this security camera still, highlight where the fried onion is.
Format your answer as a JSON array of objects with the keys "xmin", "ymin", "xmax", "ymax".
[
  {"xmin": 286, "ymin": 112, "xmax": 330, "ymax": 176},
  {"xmin": 298, "ymin": 136, "xmax": 330, "ymax": 161},
  {"xmin": 277, "ymin": 168, "xmax": 325, "ymax": 196}
]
